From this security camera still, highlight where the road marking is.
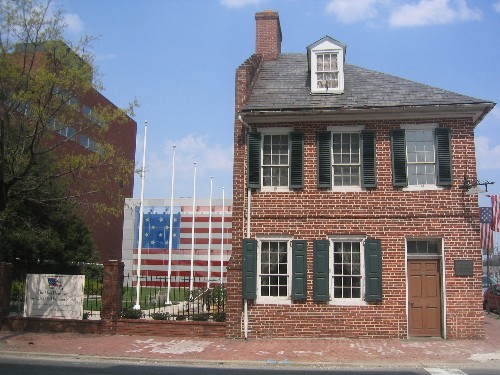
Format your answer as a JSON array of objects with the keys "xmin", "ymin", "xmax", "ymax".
[{"xmin": 425, "ymin": 369, "xmax": 467, "ymax": 375}]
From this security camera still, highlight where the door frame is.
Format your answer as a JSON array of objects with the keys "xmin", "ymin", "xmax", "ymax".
[{"xmin": 405, "ymin": 238, "xmax": 446, "ymax": 339}]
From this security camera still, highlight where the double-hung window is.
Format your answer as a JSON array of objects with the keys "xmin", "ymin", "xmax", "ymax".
[
  {"xmin": 247, "ymin": 128, "xmax": 304, "ymax": 191},
  {"xmin": 262, "ymin": 133, "xmax": 289, "ymax": 189},
  {"xmin": 242, "ymin": 238, "xmax": 307, "ymax": 303},
  {"xmin": 331, "ymin": 239, "xmax": 363, "ymax": 301},
  {"xmin": 313, "ymin": 238, "xmax": 382, "ymax": 303},
  {"xmin": 317, "ymin": 127, "xmax": 376, "ymax": 190},
  {"xmin": 316, "ymin": 53, "xmax": 339, "ymax": 91},
  {"xmin": 332, "ymin": 131, "xmax": 361, "ymax": 187},
  {"xmin": 258, "ymin": 238, "xmax": 291, "ymax": 302},
  {"xmin": 391, "ymin": 124, "xmax": 452, "ymax": 189}
]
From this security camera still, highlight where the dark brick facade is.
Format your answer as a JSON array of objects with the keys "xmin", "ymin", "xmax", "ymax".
[{"xmin": 227, "ymin": 11, "xmax": 489, "ymax": 340}]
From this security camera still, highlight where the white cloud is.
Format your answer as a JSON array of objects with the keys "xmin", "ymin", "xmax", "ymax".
[
  {"xmin": 136, "ymin": 134, "xmax": 233, "ymax": 199},
  {"xmin": 63, "ymin": 13, "xmax": 84, "ymax": 34},
  {"xmin": 389, "ymin": 0, "xmax": 482, "ymax": 27},
  {"xmin": 476, "ymin": 136, "xmax": 500, "ymax": 171},
  {"xmin": 325, "ymin": 0, "xmax": 379, "ymax": 24},
  {"xmin": 495, "ymin": 1, "xmax": 500, "ymax": 13},
  {"xmin": 220, "ymin": 0, "xmax": 263, "ymax": 8}
]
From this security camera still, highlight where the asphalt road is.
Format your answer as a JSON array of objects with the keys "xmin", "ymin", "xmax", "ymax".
[{"xmin": 0, "ymin": 356, "xmax": 499, "ymax": 375}]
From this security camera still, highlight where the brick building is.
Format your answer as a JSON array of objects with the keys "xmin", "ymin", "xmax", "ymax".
[
  {"xmin": 226, "ymin": 11, "xmax": 495, "ymax": 339},
  {"xmin": 4, "ymin": 43, "xmax": 136, "ymax": 263}
]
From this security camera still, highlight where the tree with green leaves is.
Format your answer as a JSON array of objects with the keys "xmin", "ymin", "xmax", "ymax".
[{"xmin": 0, "ymin": 0, "xmax": 137, "ymax": 269}]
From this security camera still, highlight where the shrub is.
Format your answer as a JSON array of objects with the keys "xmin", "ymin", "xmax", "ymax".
[
  {"xmin": 192, "ymin": 313, "xmax": 210, "ymax": 321},
  {"xmin": 212, "ymin": 312, "xmax": 226, "ymax": 322},
  {"xmin": 151, "ymin": 312, "xmax": 170, "ymax": 320},
  {"xmin": 175, "ymin": 315, "xmax": 186, "ymax": 321},
  {"xmin": 11, "ymin": 280, "xmax": 25, "ymax": 300},
  {"xmin": 121, "ymin": 307, "xmax": 143, "ymax": 319}
]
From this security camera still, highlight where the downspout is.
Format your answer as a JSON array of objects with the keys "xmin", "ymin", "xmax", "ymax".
[{"xmin": 239, "ymin": 114, "xmax": 252, "ymax": 340}]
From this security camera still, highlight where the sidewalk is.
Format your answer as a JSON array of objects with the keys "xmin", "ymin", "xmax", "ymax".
[{"xmin": 1, "ymin": 312, "xmax": 499, "ymax": 369}]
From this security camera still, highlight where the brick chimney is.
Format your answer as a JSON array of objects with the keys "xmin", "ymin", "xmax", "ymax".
[{"xmin": 255, "ymin": 10, "xmax": 282, "ymax": 61}]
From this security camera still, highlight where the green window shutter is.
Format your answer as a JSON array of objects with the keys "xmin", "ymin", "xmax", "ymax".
[
  {"xmin": 361, "ymin": 130, "xmax": 376, "ymax": 188},
  {"xmin": 290, "ymin": 132, "xmax": 304, "ymax": 189},
  {"xmin": 242, "ymin": 239, "xmax": 257, "ymax": 299},
  {"xmin": 292, "ymin": 240, "xmax": 307, "ymax": 301},
  {"xmin": 364, "ymin": 239, "xmax": 382, "ymax": 302},
  {"xmin": 247, "ymin": 132, "xmax": 261, "ymax": 189},
  {"xmin": 313, "ymin": 240, "xmax": 329, "ymax": 301},
  {"xmin": 391, "ymin": 129, "xmax": 407, "ymax": 187},
  {"xmin": 317, "ymin": 132, "xmax": 331, "ymax": 188},
  {"xmin": 435, "ymin": 128, "xmax": 453, "ymax": 186}
]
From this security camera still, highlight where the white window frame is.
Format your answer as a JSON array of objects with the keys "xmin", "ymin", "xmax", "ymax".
[
  {"xmin": 255, "ymin": 235, "xmax": 293, "ymax": 305},
  {"xmin": 310, "ymin": 40, "xmax": 345, "ymax": 94},
  {"xmin": 328, "ymin": 235, "xmax": 367, "ymax": 306},
  {"xmin": 328, "ymin": 125, "xmax": 364, "ymax": 192},
  {"xmin": 401, "ymin": 124, "xmax": 442, "ymax": 191},
  {"xmin": 258, "ymin": 127, "xmax": 293, "ymax": 192}
]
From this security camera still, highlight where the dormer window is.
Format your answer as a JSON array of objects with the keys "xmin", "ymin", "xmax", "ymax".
[
  {"xmin": 316, "ymin": 53, "xmax": 339, "ymax": 90},
  {"xmin": 308, "ymin": 36, "xmax": 346, "ymax": 94}
]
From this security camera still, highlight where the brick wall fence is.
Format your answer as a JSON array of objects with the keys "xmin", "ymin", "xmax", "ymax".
[{"xmin": 0, "ymin": 261, "xmax": 225, "ymax": 337}]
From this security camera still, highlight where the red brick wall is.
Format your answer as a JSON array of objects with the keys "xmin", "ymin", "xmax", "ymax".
[
  {"xmin": 255, "ymin": 11, "xmax": 281, "ymax": 61},
  {"xmin": 227, "ymin": 116, "xmax": 484, "ymax": 339},
  {"xmin": 116, "ymin": 320, "xmax": 226, "ymax": 337}
]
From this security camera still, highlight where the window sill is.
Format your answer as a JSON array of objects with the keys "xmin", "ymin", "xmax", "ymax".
[
  {"xmin": 329, "ymin": 300, "xmax": 367, "ymax": 307},
  {"xmin": 402, "ymin": 185, "xmax": 444, "ymax": 191},
  {"xmin": 330, "ymin": 186, "xmax": 364, "ymax": 193},
  {"xmin": 260, "ymin": 187, "xmax": 290, "ymax": 193},
  {"xmin": 255, "ymin": 298, "xmax": 292, "ymax": 305}
]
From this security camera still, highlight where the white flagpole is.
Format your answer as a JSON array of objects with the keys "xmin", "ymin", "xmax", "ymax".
[
  {"xmin": 134, "ymin": 120, "xmax": 148, "ymax": 310},
  {"xmin": 207, "ymin": 177, "xmax": 213, "ymax": 289},
  {"xmin": 166, "ymin": 145, "xmax": 176, "ymax": 305},
  {"xmin": 189, "ymin": 162, "xmax": 197, "ymax": 300},
  {"xmin": 220, "ymin": 186, "xmax": 225, "ymax": 285}
]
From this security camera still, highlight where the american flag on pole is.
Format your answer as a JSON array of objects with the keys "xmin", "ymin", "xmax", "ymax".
[
  {"xmin": 490, "ymin": 195, "xmax": 500, "ymax": 232},
  {"xmin": 480, "ymin": 207, "xmax": 493, "ymax": 251}
]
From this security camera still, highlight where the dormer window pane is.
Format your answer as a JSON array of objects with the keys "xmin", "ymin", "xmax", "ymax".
[{"xmin": 316, "ymin": 53, "xmax": 339, "ymax": 90}]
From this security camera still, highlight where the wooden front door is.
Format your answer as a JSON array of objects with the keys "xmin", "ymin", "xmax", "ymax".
[{"xmin": 408, "ymin": 259, "xmax": 442, "ymax": 337}]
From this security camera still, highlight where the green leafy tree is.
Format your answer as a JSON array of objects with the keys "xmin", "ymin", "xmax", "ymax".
[
  {"xmin": 0, "ymin": 0, "xmax": 137, "ymax": 267},
  {"xmin": 0, "ymin": 155, "xmax": 98, "ymax": 272}
]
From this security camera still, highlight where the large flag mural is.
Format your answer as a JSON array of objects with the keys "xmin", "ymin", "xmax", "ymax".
[
  {"xmin": 127, "ymin": 202, "xmax": 232, "ymax": 287},
  {"xmin": 134, "ymin": 208, "xmax": 182, "ymax": 250}
]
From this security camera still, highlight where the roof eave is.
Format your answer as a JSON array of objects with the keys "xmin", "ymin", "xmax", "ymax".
[{"xmin": 240, "ymin": 103, "xmax": 496, "ymax": 126}]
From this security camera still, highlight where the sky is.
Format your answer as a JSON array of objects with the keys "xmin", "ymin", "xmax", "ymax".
[{"xmin": 57, "ymin": 0, "xmax": 500, "ymax": 208}]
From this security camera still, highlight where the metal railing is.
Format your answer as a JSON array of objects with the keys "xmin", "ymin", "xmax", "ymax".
[
  {"xmin": 121, "ymin": 274, "xmax": 226, "ymax": 321},
  {"xmin": 8, "ymin": 272, "xmax": 226, "ymax": 321}
]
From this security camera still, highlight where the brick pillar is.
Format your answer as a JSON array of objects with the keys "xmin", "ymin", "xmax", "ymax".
[
  {"xmin": 101, "ymin": 260, "xmax": 124, "ymax": 334},
  {"xmin": 0, "ymin": 262, "xmax": 14, "ymax": 318}
]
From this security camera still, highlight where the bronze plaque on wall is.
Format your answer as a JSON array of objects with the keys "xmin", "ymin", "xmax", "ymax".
[{"xmin": 454, "ymin": 260, "xmax": 473, "ymax": 276}]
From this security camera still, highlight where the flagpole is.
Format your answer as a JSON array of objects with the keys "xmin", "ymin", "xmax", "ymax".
[
  {"xmin": 220, "ymin": 186, "xmax": 225, "ymax": 285},
  {"xmin": 207, "ymin": 177, "xmax": 213, "ymax": 289},
  {"xmin": 189, "ymin": 162, "xmax": 197, "ymax": 300},
  {"xmin": 166, "ymin": 145, "xmax": 176, "ymax": 305},
  {"xmin": 134, "ymin": 120, "xmax": 148, "ymax": 310}
]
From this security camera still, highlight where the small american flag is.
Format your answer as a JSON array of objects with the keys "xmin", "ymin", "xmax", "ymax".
[
  {"xmin": 47, "ymin": 277, "xmax": 62, "ymax": 288},
  {"xmin": 491, "ymin": 195, "xmax": 500, "ymax": 232},
  {"xmin": 480, "ymin": 207, "xmax": 493, "ymax": 251}
]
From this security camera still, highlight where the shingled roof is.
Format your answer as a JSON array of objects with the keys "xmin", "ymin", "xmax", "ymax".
[{"xmin": 242, "ymin": 53, "xmax": 491, "ymax": 113}]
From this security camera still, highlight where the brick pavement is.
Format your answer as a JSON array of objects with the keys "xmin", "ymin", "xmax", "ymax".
[{"xmin": 0, "ymin": 313, "xmax": 499, "ymax": 369}]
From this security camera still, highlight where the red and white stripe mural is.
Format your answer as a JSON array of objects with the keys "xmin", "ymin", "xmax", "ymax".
[{"xmin": 122, "ymin": 198, "xmax": 232, "ymax": 287}]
